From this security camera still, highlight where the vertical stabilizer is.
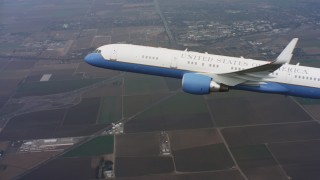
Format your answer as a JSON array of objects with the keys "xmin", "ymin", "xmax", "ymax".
[{"xmin": 274, "ymin": 38, "xmax": 299, "ymax": 65}]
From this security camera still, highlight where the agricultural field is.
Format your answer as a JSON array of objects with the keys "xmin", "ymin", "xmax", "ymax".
[
  {"xmin": 1, "ymin": 0, "xmax": 320, "ymax": 179},
  {"xmin": 63, "ymin": 135, "xmax": 114, "ymax": 157},
  {"xmin": 115, "ymin": 132, "xmax": 160, "ymax": 157},
  {"xmin": 19, "ymin": 157, "xmax": 96, "ymax": 180},
  {"xmin": 208, "ymin": 92, "xmax": 312, "ymax": 127},
  {"xmin": 124, "ymin": 93, "xmax": 213, "ymax": 133},
  {"xmin": 115, "ymin": 156, "xmax": 174, "ymax": 177}
]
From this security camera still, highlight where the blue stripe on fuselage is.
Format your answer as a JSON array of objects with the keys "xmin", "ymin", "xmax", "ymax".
[
  {"xmin": 234, "ymin": 83, "xmax": 320, "ymax": 98},
  {"xmin": 84, "ymin": 53, "xmax": 188, "ymax": 78},
  {"xmin": 84, "ymin": 53, "xmax": 320, "ymax": 99}
]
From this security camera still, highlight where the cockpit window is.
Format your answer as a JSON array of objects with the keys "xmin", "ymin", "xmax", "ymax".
[{"xmin": 93, "ymin": 49, "xmax": 101, "ymax": 53}]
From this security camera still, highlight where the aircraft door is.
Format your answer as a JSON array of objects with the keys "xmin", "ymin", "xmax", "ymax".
[
  {"xmin": 170, "ymin": 54, "xmax": 178, "ymax": 69},
  {"xmin": 286, "ymin": 68, "xmax": 294, "ymax": 84},
  {"xmin": 110, "ymin": 48, "xmax": 117, "ymax": 61}
]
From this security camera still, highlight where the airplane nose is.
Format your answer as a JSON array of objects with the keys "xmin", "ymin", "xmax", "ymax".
[
  {"xmin": 84, "ymin": 52, "xmax": 105, "ymax": 66},
  {"xmin": 84, "ymin": 53, "xmax": 95, "ymax": 64}
]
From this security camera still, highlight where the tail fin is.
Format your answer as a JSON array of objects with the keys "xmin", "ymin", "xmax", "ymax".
[{"xmin": 273, "ymin": 38, "xmax": 299, "ymax": 65}]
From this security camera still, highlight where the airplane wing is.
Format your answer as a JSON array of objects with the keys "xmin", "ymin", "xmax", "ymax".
[
  {"xmin": 203, "ymin": 38, "xmax": 299, "ymax": 86},
  {"xmin": 230, "ymin": 38, "xmax": 299, "ymax": 75}
]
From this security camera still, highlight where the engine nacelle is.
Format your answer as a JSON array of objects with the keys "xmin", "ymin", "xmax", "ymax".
[{"xmin": 182, "ymin": 73, "xmax": 229, "ymax": 95}]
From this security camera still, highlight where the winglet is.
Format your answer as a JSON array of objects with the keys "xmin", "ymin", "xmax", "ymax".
[{"xmin": 274, "ymin": 38, "xmax": 299, "ymax": 65}]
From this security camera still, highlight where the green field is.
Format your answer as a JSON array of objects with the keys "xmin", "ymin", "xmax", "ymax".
[
  {"xmin": 295, "ymin": 97, "xmax": 320, "ymax": 105},
  {"xmin": 0, "ymin": 103, "xmax": 24, "ymax": 117},
  {"xmin": 230, "ymin": 144, "xmax": 273, "ymax": 162},
  {"xmin": 98, "ymin": 96, "xmax": 122, "ymax": 124},
  {"xmin": 63, "ymin": 135, "xmax": 114, "ymax": 157},
  {"xmin": 0, "ymin": 43, "xmax": 22, "ymax": 53},
  {"xmin": 124, "ymin": 74, "xmax": 169, "ymax": 95},
  {"xmin": 135, "ymin": 93, "xmax": 208, "ymax": 118},
  {"xmin": 124, "ymin": 93, "xmax": 168, "ymax": 117}
]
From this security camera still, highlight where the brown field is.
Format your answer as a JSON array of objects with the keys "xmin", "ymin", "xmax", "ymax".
[
  {"xmin": 91, "ymin": 35, "xmax": 111, "ymax": 47},
  {"xmin": 0, "ymin": 109, "xmax": 66, "ymax": 140},
  {"xmin": 0, "ymin": 151, "xmax": 59, "ymax": 180},
  {"xmin": 0, "ymin": 166, "xmax": 25, "ymax": 180},
  {"xmin": 0, "ymin": 126, "xmax": 57, "ymax": 141},
  {"xmin": 222, "ymin": 121, "xmax": 320, "ymax": 147},
  {"xmin": 3, "ymin": 60, "xmax": 36, "ymax": 70},
  {"xmin": 48, "ymin": 30, "xmax": 78, "ymax": 41},
  {"xmin": 115, "ymin": 156, "xmax": 174, "ymax": 177},
  {"xmin": 0, "ymin": 141, "xmax": 9, "ymax": 149},
  {"xmin": 111, "ymin": 28, "xmax": 131, "ymax": 43},
  {"xmin": 231, "ymin": 144, "xmax": 288, "ymax": 180},
  {"xmin": 0, "ymin": 70, "xmax": 30, "ymax": 79},
  {"xmin": 63, "ymin": 97, "xmax": 100, "ymax": 125},
  {"xmin": 0, "ymin": 78, "xmax": 21, "ymax": 97},
  {"xmin": 125, "ymin": 112, "xmax": 213, "ymax": 133},
  {"xmin": 208, "ymin": 92, "xmax": 312, "ymax": 127},
  {"xmin": 71, "ymin": 33, "xmax": 95, "ymax": 51},
  {"xmin": 4, "ymin": 109, "xmax": 65, "ymax": 129},
  {"xmin": 168, "ymin": 128, "xmax": 222, "ymax": 151},
  {"xmin": 76, "ymin": 62, "xmax": 121, "ymax": 78},
  {"xmin": 269, "ymin": 140, "xmax": 320, "ymax": 180},
  {"xmin": 115, "ymin": 132, "xmax": 160, "ymax": 157},
  {"xmin": 243, "ymin": 166, "xmax": 288, "ymax": 180},
  {"xmin": 54, "ymin": 124, "xmax": 108, "ymax": 138},
  {"xmin": 32, "ymin": 61, "xmax": 79, "ymax": 71},
  {"xmin": 19, "ymin": 157, "xmax": 96, "ymax": 180},
  {"xmin": 116, "ymin": 170, "xmax": 245, "ymax": 180},
  {"xmin": 173, "ymin": 143, "xmax": 234, "ymax": 172}
]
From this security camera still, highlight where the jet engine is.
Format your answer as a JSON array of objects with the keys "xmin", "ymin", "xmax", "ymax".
[{"xmin": 182, "ymin": 73, "xmax": 229, "ymax": 95}]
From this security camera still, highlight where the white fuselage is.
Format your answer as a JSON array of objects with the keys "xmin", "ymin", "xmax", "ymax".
[{"xmin": 99, "ymin": 44, "xmax": 320, "ymax": 89}]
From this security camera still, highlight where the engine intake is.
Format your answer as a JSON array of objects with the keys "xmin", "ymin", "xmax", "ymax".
[{"xmin": 182, "ymin": 73, "xmax": 229, "ymax": 95}]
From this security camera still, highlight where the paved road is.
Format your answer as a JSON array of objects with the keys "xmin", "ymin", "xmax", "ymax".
[{"xmin": 154, "ymin": 0, "xmax": 177, "ymax": 48}]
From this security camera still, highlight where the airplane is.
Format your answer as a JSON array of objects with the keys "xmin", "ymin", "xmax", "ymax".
[{"xmin": 84, "ymin": 38, "xmax": 320, "ymax": 99}]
